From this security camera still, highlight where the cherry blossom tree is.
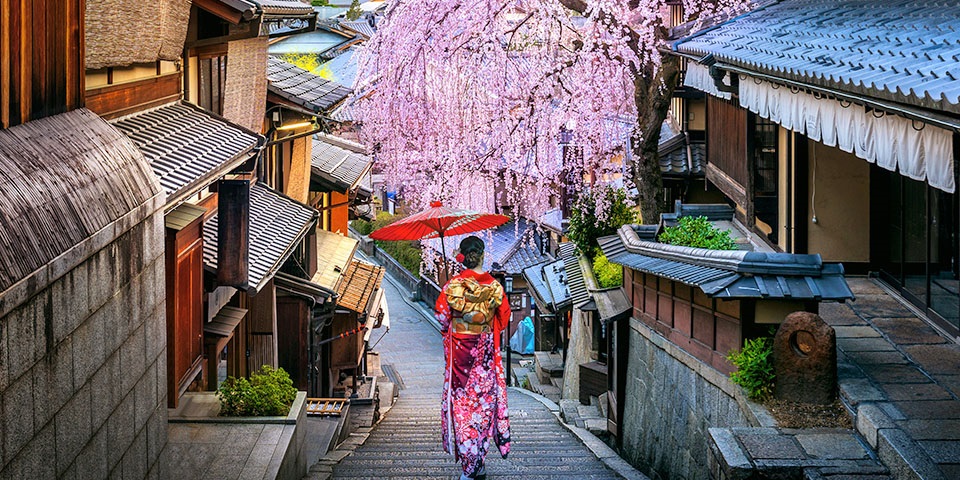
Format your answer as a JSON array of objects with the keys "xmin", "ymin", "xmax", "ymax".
[{"xmin": 355, "ymin": 0, "xmax": 745, "ymax": 223}]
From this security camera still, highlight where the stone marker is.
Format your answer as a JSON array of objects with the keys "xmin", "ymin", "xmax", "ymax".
[{"xmin": 774, "ymin": 311, "xmax": 837, "ymax": 404}]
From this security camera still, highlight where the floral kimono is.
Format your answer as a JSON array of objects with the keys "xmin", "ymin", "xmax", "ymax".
[{"xmin": 436, "ymin": 269, "xmax": 511, "ymax": 477}]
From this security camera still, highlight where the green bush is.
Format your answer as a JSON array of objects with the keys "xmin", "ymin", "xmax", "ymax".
[
  {"xmin": 568, "ymin": 187, "xmax": 638, "ymax": 258},
  {"xmin": 593, "ymin": 252, "xmax": 622, "ymax": 288},
  {"xmin": 726, "ymin": 336, "xmax": 775, "ymax": 401},
  {"xmin": 351, "ymin": 218, "xmax": 374, "ymax": 236},
  {"xmin": 353, "ymin": 213, "xmax": 422, "ymax": 278},
  {"xmin": 658, "ymin": 216, "xmax": 737, "ymax": 250},
  {"xmin": 218, "ymin": 365, "xmax": 297, "ymax": 416}
]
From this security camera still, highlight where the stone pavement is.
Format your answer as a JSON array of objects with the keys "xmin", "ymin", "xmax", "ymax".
[
  {"xmin": 822, "ymin": 278, "xmax": 960, "ymax": 479},
  {"xmin": 309, "ymin": 265, "xmax": 636, "ymax": 479}
]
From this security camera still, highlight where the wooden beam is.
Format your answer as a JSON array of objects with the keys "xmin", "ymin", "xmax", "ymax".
[{"xmin": 85, "ymin": 72, "xmax": 182, "ymax": 119}]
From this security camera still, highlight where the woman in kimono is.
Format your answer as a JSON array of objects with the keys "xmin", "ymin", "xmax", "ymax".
[{"xmin": 436, "ymin": 235, "xmax": 511, "ymax": 480}]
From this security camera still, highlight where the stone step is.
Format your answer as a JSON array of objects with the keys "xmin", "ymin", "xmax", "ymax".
[{"xmin": 535, "ymin": 351, "xmax": 565, "ymax": 382}]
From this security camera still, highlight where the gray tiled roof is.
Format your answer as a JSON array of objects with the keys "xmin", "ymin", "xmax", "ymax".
[
  {"xmin": 112, "ymin": 102, "xmax": 260, "ymax": 203},
  {"xmin": 267, "ymin": 57, "xmax": 352, "ymax": 113},
  {"xmin": 675, "ymin": 0, "xmax": 960, "ymax": 115},
  {"xmin": 425, "ymin": 218, "xmax": 553, "ymax": 275},
  {"xmin": 242, "ymin": 0, "xmax": 315, "ymax": 16},
  {"xmin": 540, "ymin": 208, "xmax": 566, "ymax": 234},
  {"xmin": 523, "ymin": 262, "xmax": 555, "ymax": 310},
  {"xmin": 559, "ymin": 243, "xmax": 590, "ymax": 308},
  {"xmin": 311, "ymin": 134, "xmax": 372, "ymax": 192},
  {"xmin": 340, "ymin": 19, "xmax": 375, "ymax": 38},
  {"xmin": 600, "ymin": 225, "xmax": 854, "ymax": 301},
  {"xmin": 203, "ymin": 183, "xmax": 318, "ymax": 295},
  {"xmin": 657, "ymin": 118, "xmax": 703, "ymax": 176}
]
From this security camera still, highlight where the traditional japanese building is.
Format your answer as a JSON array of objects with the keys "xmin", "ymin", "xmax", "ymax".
[{"xmin": 671, "ymin": 0, "xmax": 960, "ymax": 340}]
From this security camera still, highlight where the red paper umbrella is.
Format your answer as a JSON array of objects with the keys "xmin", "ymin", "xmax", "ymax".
[{"xmin": 369, "ymin": 201, "xmax": 509, "ymax": 275}]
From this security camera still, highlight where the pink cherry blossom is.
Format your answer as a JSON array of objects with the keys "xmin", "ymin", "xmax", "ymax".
[{"xmin": 355, "ymin": 0, "xmax": 746, "ymax": 220}]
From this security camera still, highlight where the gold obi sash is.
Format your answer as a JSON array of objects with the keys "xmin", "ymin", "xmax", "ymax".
[
  {"xmin": 445, "ymin": 276, "xmax": 504, "ymax": 335},
  {"xmin": 451, "ymin": 312, "xmax": 493, "ymax": 334}
]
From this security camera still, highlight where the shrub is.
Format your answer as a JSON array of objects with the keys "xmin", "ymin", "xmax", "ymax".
[
  {"xmin": 218, "ymin": 365, "xmax": 297, "ymax": 416},
  {"xmin": 658, "ymin": 216, "xmax": 737, "ymax": 250},
  {"xmin": 351, "ymin": 218, "xmax": 374, "ymax": 236},
  {"xmin": 726, "ymin": 336, "xmax": 775, "ymax": 401},
  {"xmin": 568, "ymin": 187, "xmax": 638, "ymax": 258},
  {"xmin": 593, "ymin": 252, "xmax": 622, "ymax": 288}
]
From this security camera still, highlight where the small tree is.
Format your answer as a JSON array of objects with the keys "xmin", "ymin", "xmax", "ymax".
[
  {"xmin": 568, "ymin": 187, "xmax": 637, "ymax": 258},
  {"xmin": 345, "ymin": 0, "xmax": 361, "ymax": 20}
]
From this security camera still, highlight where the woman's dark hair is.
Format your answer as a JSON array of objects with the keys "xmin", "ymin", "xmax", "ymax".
[{"xmin": 459, "ymin": 236, "xmax": 485, "ymax": 269}]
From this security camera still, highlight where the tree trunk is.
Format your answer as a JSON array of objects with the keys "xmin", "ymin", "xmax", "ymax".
[{"xmin": 631, "ymin": 55, "xmax": 681, "ymax": 224}]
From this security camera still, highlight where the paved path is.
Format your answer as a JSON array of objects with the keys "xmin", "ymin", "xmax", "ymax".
[
  {"xmin": 824, "ymin": 278, "xmax": 960, "ymax": 479},
  {"xmin": 330, "ymin": 269, "xmax": 623, "ymax": 479}
]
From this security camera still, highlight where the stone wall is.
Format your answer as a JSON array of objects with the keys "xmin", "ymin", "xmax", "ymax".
[
  {"xmin": 621, "ymin": 318, "xmax": 758, "ymax": 480},
  {"xmin": 0, "ymin": 212, "xmax": 167, "ymax": 478}
]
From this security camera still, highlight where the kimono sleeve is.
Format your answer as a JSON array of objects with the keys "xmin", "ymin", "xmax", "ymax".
[
  {"xmin": 435, "ymin": 287, "xmax": 452, "ymax": 333},
  {"xmin": 493, "ymin": 290, "xmax": 511, "ymax": 334}
]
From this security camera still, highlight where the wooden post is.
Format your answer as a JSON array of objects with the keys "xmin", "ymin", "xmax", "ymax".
[{"xmin": 217, "ymin": 179, "xmax": 250, "ymax": 287}]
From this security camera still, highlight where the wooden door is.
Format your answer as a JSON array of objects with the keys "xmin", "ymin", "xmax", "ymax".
[{"xmin": 166, "ymin": 221, "xmax": 204, "ymax": 407}]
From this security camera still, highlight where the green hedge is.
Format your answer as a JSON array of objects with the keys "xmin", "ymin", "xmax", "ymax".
[
  {"xmin": 659, "ymin": 216, "xmax": 737, "ymax": 250},
  {"xmin": 352, "ymin": 213, "xmax": 422, "ymax": 278},
  {"xmin": 593, "ymin": 252, "xmax": 622, "ymax": 288}
]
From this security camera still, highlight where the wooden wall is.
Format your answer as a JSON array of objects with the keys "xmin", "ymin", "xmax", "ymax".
[
  {"xmin": 628, "ymin": 269, "xmax": 741, "ymax": 374},
  {"xmin": 706, "ymin": 96, "xmax": 748, "ymax": 206},
  {"xmin": 165, "ymin": 217, "xmax": 205, "ymax": 407},
  {"xmin": 1, "ymin": 0, "xmax": 85, "ymax": 129}
]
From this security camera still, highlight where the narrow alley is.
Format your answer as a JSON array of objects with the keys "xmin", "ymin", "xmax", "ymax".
[{"xmin": 326, "ymin": 267, "xmax": 628, "ymax": 479}]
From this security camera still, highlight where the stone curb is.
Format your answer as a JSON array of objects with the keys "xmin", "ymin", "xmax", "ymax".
[{"xmin": 509, "ymin": 387, "xmax": 650, "ymax": 480}]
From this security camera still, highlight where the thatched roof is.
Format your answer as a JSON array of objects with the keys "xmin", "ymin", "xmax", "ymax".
[
  {"xmin": 85, "ymin": 0, "xmax": 192, "ymax": 69},
  {"xmin": 0, "ymin": 109, "xmax": 162, "ymax": 297}
]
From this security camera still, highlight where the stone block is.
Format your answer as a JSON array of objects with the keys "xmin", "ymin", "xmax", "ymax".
[
  {"xmin": 877, "ymin": 427, "xmax": 946, "ymax": 480},
  {"xmin": 146, "ymin": 404, "xmax": 168, "ymax": 465},
  {"xmin": 795, "ymin": 432, "xmax": 869, "ymax": 460},
  {"xmin": 837, "ymin": 338, "xmax": 896, "ymax": 352},
  {"xmin": 87, "ymin": 245, "xmax": 118, "ymax": 315},
  {"xmin": 840, "ymin": 379, "xmax": 886, "ymax": 405},
  {"xmin": 122, "ymin": 429, "xmax": 149, "ymax": 480},
  {"xmin": 55, "ymin": 383, "xmax": 92, "ymax": 476},
  {"xmin": 50, "ymin": 267, "xmax": 90, "ymax": 346},
  {"xmin": 119, "ymin": 323, "xmax": 146, "ymax": 398},
  {"xmin": 144, "ymin": 300, "xmax": 166, "ymax": 366},
  {"xmin": 842, "ymin": 350, "xmax": 909, "ymax": 365},
  {"xmin": 91, "ymin": 351, "xmax": 119, "ymax": 429},
  {"xmin": 916, "ymin": 440, "xmax": 960, "ymax": 464},
  {"xmin": 107, "ymin": 392, "xmax": 136, "ymax": 470},
  {"xmin": 833, "ymin": 326, "xmax": 881, "ymax": 339},
  {"xmin": 3, "ymin": 422, "xmax": 55, "ymax": 479},
  {"xmin": 857, "ymin": 404, "xmax": 895, "ymax": 449},
  {"xmin": 740, "ymin": 432, "xmax": 804, "ymax": 460},
  {"xmin": 33, "ymin": 337, "xmax": 75, "ymax": 430},
  {"xmin": 135, "ymin": 358, "xmax": 159, "ymax": 431},
  {"xmin": 892, "ymin": 400, "xmax": 960, "ymax": 419},
  {"xmin": 6, "ymin": 300, "xmax": 44, "ymax": 382},
  {"xmin": 72, "ymin": 311, "xmax": 106, "ymax": 388},
  {"xmin": 903, "ymin": 344, "xmax": 960, "ymax": 376},
  {"xmin": 872, "ymin": 317, "xmax": 946, "ymax": 345},
  {"xmin": 861, "ymin": 364, "xmax": 929, "ymax": 384},
  {"xmin": 774, "ymin": 312, "xmax": 837, "ymax": 404},
  {"xmin": 881, "ymin": 382, "xmax": 952, "ymax": 402},
  {"xmin": 2, "ymin": 372, "xmax": 34, "ymax": 464},
  {"xmin": 708, "ymin": 428, "xmax": 753, "ymax": 480},
  {"xmin": 0, "ymin": 314, "xmax": 8, "ymax": 393},
  {"xmin": 898, "ymin": 419, "xmax": 960, "ymax": 440},
  {"xmin": 97, "ymin": 291, "xmax": 123, "ymax": 357}
]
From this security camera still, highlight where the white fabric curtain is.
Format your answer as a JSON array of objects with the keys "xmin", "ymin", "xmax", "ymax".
[
  {"xmin": 737, "ymin": 77, "xmax": 955, "ymax": 193},
  {"xmin": 684, "ymin": 63, "xmax": 732, "ymax": 101}
]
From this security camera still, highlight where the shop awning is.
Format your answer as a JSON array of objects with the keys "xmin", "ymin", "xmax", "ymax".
[
  {"xmin": 203, "ymin": 183, "xmax": 318, "ymax": 295},
  {"xmin": 313, "ymin": 228, "xmax": 359, "ymax": 290},
  {"xmin": 275, "ymin": 271, "xmax": 338, "ymax": 309},
  {"xmin": 112, "ymin": 102, "xmax": 262, "ymax": 207},
  {"xmin": 204, "ymin": 306, "xmax": 248, "ymax": 337},
  {"xmin": 335, "ymin": 260, "xmax": 385, "ymax": 315}
]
